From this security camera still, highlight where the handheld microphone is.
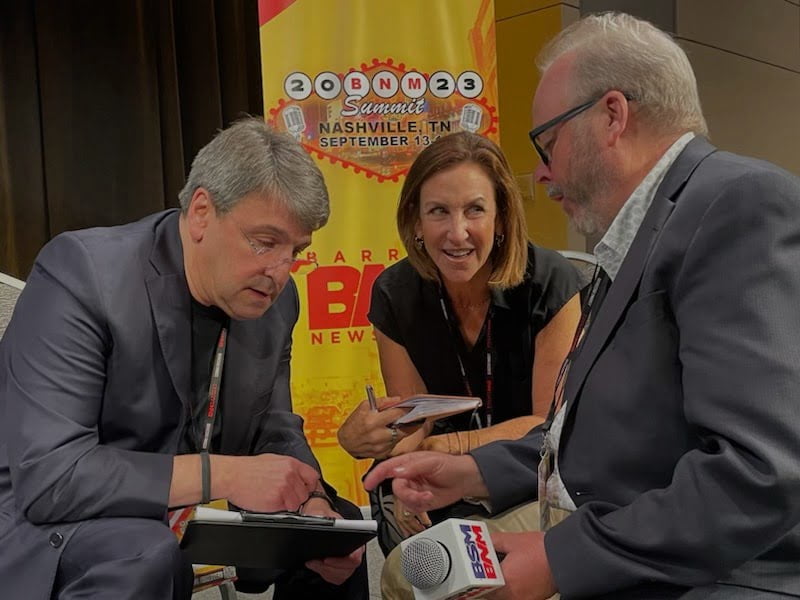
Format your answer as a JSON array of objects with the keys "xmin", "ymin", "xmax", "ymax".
[{"xmin": 400, "ymin": 519, "xmax": 505, "ymax": 599}]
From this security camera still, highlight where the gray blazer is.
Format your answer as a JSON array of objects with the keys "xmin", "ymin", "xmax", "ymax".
[
  {"xmin": 472, "ymin": 138, "xmax": 800, "ymax": 598},
  {"xmin": 0, "ymin": 210, "xmax": 320, "ymax": 599}
]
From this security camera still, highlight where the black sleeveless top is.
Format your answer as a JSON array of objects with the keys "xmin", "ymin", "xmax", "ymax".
[{"xmin": 368, "ymin": 242, "xmax": 581, "ymax": 431}]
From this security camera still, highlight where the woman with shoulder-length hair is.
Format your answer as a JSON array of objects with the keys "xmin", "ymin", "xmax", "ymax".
[{"xmin": 338, "ymin": 131, "xmax": 582, "ymax": 554}]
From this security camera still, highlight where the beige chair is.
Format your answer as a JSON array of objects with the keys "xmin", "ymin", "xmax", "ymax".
[
  {"xmin": 557, "ymin": 249, "xmax": 598, "ymax": 290},
  {"xmin": 193, "ymin": 580, "xmax": 238, "ymax": 599},
  {"xmin": 0, "ymin": 272, "xmax": 25, "ymax": 339}
]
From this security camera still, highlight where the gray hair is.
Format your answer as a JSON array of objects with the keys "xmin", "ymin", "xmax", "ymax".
[
  {"xmin": 178, "ymin": 117, "xmax": 329, "ymax": 231},
  {"xmin": 537, "ymin": 12, "xmax": 708, "ymax": 137}
]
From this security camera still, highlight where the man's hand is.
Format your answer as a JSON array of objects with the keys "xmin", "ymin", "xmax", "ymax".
[
  {"xmin": 306, "ymin": 546, "xmax": 365, "ymax": 586},
  {"xmin": 486, "ymin": 532, "xmax": 557, "ymax": 600},
  {"xmin": 219, "ymin": 454, "xmax": 319, "ymax": 513},
  {"xmin": 363, "ymin": 451, "xmax": 488, "ymax": 513},
  {"xmin": 337, "ymin": 397, "xmax": 418, "ymax": 459},
  {"xmin": 299, "ymin": 496, "xmax": 366, "ymax": 585},
  {"xmin": 299, "ymin": 495, "xmax": 337, "ymax": 518}
]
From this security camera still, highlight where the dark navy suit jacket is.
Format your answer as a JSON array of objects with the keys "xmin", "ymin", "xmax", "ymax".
[
  {"xmin": 0, "ymin": 210, "xmax": 320, "ymax": 599},
  {"xmin": 472, "ymin": 138, "xmax": 800, "ymax": 598}
]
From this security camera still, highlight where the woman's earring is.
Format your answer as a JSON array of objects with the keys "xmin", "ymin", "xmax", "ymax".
[
  {"xmin": 414, "ymin": 235, "xmax": 424, "ymax": 249},
  {"xmin": 495, "ymin": 233, "xmax": 505, "ymax": 248}
]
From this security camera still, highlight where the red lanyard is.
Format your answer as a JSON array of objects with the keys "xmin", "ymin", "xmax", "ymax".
[
  {"xmin": 438, "ymin": 289, "xmax": 494, "ymax": 428},
  {"xmin": 546, "ymin": 263, "xmax": 603, "ymax": 428},
  {"xmin": 200, "ymin": 327, "xmax": 228, "ymax": 452}
]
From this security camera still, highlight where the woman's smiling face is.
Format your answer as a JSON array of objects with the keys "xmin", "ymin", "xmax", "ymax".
[{"xmin": 415, "ymin": 161, "xmax": 499, "ymax": 286}]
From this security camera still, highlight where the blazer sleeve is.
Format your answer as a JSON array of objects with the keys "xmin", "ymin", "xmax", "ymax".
[
  {"xmin": 470, "ymin": 424, "xmax": 544, "ymax": 511},
  {"xmin": 249, "ymin": 280, "xmax": 322, "ymax": 473},
  {"xmin": 5, "ymin": 234, "xmax": 172, "ymax": 524},
  {"xmin": 545, "ymin": 168, "xmax": 800, "ymax": 596}
]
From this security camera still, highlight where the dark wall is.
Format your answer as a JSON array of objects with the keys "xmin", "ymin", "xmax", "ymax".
[{"xmin": 0, "ymin": 0, "xmax": 263, "ymax": 279}]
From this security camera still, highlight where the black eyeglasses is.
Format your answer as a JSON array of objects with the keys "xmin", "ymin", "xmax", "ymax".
[{"xmin": 529, "ymin": 92, "xmax": 635, "ymax": 167}]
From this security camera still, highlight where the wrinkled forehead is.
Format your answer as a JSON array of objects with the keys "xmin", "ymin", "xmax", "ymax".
[
  {"xmin": 531, "ymin": 53, "xmax": 576, "ymax": 127},
  {"xmin": 231, "ymin": 191, "xmax": 312, "ymax": 243}
]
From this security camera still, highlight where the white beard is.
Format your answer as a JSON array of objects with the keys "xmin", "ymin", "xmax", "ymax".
[{"xmin": 550, "ymin": 120, "xmax": 618, "ymax": 237}]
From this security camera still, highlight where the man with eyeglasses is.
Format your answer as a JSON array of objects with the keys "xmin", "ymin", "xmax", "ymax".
[
  {"xmin": 0, "ymin": 117, "xmax": 368, "ymax": 599},
  {"xmin": 368, "ymin": 12, "xmax": 800, "ymax": 600}
]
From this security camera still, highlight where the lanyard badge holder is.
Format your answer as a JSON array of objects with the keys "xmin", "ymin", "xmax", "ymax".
[
  {"xmin": 200, "ymin": 326, "xmax": 228, "ymax": 504},
  {"xmin": 438, "ymin": 288, "xmax": 494, "ymax": 429}
]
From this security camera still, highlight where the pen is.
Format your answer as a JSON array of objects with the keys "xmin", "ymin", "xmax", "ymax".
[
  {"xmin": 365, "ymin": 383, "xmax": 378, "ymax": 412},
  {"xmin": 239, "ymin": 511, "xmax": 377, "ymax": 531},
  {"xmin": 240, "ymin": 511, "xmax": 335, "ymax": 525}
]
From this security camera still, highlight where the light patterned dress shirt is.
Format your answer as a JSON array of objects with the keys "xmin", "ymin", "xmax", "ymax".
[{"xmin": 545, "ymin": 132, "xmax": 695, "ymax": 515}]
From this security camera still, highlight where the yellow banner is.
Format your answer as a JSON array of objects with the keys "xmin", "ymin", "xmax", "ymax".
[{"xmin": 259, "ymin": 0, "xmax": 498, "ymax": 504}]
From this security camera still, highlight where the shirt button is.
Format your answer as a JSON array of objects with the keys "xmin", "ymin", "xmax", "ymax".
[{"xmin": 49, "ymin": 532, "xmax": 64, "ymax": 548}]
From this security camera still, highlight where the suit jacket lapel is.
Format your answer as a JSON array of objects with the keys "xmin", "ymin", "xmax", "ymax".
[
  {"xmin": 145, "ymin": 211, "xmax": 192, "ymax": 410},
  {"xmin": 563, "ymin": 137, "xmax": 717, "ymax": 415}
]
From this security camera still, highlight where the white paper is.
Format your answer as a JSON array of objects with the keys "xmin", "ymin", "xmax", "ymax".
[
  {"xmin": 192, "ymin": 507, "xmax": 377, "ymax": 532},
  {"xmin": 391, "ymin": 395, "xmax": 482, "ymax": 425},
  {"xmin": 193, "ymin": 507, "xmax": 243, "ymax": 522}
]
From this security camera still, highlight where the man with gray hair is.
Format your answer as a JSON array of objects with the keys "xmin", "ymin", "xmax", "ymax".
[
  {"xmin": 368, "ymin": 12, "xmax": 800, "ymax": 599},
  {"xmin": 0, "ymin": 117, "xmax": 368, "ymax": 599}
]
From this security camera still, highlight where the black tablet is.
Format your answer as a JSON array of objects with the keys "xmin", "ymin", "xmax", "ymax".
[{"xmin": 180, "ymin": 518, "xmax": 376, "ymax": 570}]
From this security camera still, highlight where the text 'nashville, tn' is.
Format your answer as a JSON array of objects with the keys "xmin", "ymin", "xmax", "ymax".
[{"xmin": 317, "ymin": 120, "xmax": 450, "ymax": 148}]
